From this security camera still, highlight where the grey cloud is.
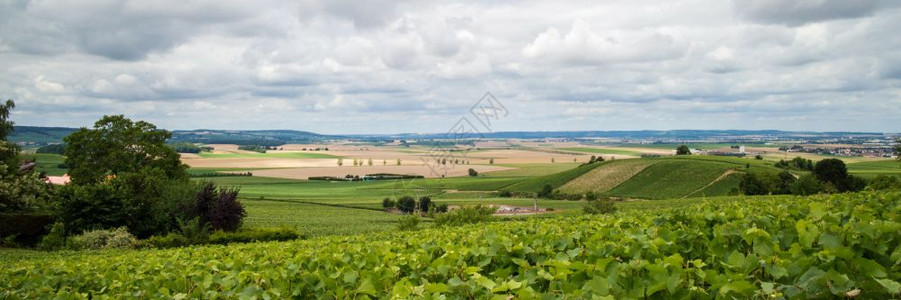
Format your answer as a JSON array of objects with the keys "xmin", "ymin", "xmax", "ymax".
[{"xmin": 731, "ymin": 0, "xmax": 891, "ymax": 26}]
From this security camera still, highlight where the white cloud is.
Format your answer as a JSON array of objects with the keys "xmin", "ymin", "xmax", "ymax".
[{"xmin": 0, "ymin": 0, "xmax": 899, "ymax": 133}]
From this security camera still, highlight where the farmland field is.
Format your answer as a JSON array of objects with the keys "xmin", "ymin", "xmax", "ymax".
[
  {"xmin": 847, "ymin": 159, "xmax": 901, "ymax": 178},
  {"xmin": 4, "ymin": 191, "xmax": 900, "ymax": 298},
  {"xmin": 606, "ymin": 160, "xmax": 740, "ymax": 199},
  {"xmin": 558, "ymin": 159, "xmax": 655, "ymax": 194},
  {"xmin": 23, "ymin": 153, "xmax": 67, "ymax": 176},
  {"xmin": 560, "ymin": 147, "xmax": 643, "ymax": 156}
]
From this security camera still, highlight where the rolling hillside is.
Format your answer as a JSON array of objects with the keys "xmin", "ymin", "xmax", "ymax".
[{"xmin": 552, "ymin": 156, "xmax": 785, "ymax": 199}]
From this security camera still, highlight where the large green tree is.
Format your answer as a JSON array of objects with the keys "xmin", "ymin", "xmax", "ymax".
[
  {"xmin": 64, "ymin": 115, "xmax": 187, "ymax": 185},
  {"xmin": 0, "ymin": 100, "xmax": 51, "ymax": 212}
]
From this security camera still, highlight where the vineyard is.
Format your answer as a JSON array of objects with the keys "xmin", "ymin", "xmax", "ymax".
[{"xmin": 2, "ymin": 191, "xmax": 900, "ymax": 298}]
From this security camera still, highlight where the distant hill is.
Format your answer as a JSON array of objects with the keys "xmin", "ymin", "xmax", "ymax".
[
  {"xmin": 8, "ymin": 126, "xmax": 78, "ymax": 144},
  {"xmin": 167, "ymin": 129, "xmax": 331, "ymax": 146},
  {"xmin": 9, "ymin": 126, "xmax": 892, "ymax": 146},
  {"xmin": 9, "ymin": 126, "xmax": 334, "ymax": 146}
]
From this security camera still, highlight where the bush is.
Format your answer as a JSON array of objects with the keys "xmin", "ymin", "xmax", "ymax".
[
  {"xmin": 381, "ymin": 197, "xmax": 395, "ymax": 210},
  {"xmin": 396, "ymin": 196, "xmax": 416, "ymax": 214},
  {"xmin": 70, "ymin": 227, "xmax": 137, "ymax": 250},
  {"xmin": 585, "ymin": 191, "xmax": 598, "ymax": 201},
  {"xmin": 435, "ymin": 204, "xmax": 449, "ymax": 213},
  {"xmin": 869, "ymin": 175, "xmax": 900, "ymax": 190},
  {"xmin": 468, "ymin": 168, "xmax": 478, "ymax": 177},
  {"xmin": 38, "ymin": 222, "xmax": 67, "ymax": 250},
  {"xmin": 418, "ymin": 196, "xmax": 432, "ymax": 213},
  {"xmin": 185, "ymin": 182, "xmax": 245, "ymax": 232},
  {"xmin": 142, "ymin": 227, "xmax": 302, "ymax": 249},
  {"xmin": 584, "ymin": 198, "xmax": 617, "ymax": 215},
  {"xmin": 434, "ymin": 205, "xmax": 496, "ymax": 227},
  {"xmin": 209, "ymin": 228, "xmax": 302, "ymax": 245},
  {"xmin": 176, "ymin": 217, "xmax": 210, "ymax": 244},
  {"xmin": 497, "ymin": 190, "xmax": 513, "ymax": 198},
  {"xmin": 140, "ymin": 233, "xmax": 190, "ymax": 249},
  {"xmin": 397, "ymin": 215, "xmax": 420, "ymax": 231},
  {"xmin": 537, "ymin": 184, "xmax": 554, "ymax": 198}
]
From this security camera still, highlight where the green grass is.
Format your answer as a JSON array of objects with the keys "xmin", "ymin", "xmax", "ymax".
[
  {"xmin": 483, "ymin": 163, "xmax": 581, "ymax": 177},
  {"xmin": 503, "ymin": 163, "xmax": 603, "ymax": 193},
  {"xmin": 559, "ymin": 159, "xmax": 656, "ymax": 194},
  {"xmin": 23, "ymin": 153, "xmax": 67, "ymax": 176},
  {"xmin": 685, "ymin": 172, "xmax": 742, "ymax": 198},
  {"xmin": 606, "ymin": 160, "xmax": 741, "ymax": 199},
  {"xmin": 197, "ymin": 152, "xmax": 340, "ymax": 159},
  {"xmin": 241, "ymin": 199, "xmax": 401, "ymax": 237},
  {"xmin": 847, "ymin": 159, "xmax": 901, "ymax": 178},
  {"xmin": 560, "ymin": 147, "xmax": 642, "ymax": 156}
]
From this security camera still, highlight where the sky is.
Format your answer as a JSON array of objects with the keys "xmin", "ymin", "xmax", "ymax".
[{"xmin": 1, "ymin": 0, "xmax": 900, "ymax": 134}]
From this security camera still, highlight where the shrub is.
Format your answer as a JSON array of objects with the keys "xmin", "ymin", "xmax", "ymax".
[
  {"xmin": 382, "ymin": 197, "xmax": 395, "ymax": 210},
  {"xmin": 435, "ymin": 204, "xmax": 449, "ymax": 213},
  {"xmin": 418, "ymin": 196, "xmax": 432, "ymax": 213},
  {"xmin": 435, "ymin": 205, "xmax": 496, "ymax": 227},
  {"xmin": 209, "ymin": 228, "xmax": 302, "ymax": 245},
  {"xmin": 38, "ymin": 222, "xmax": 67, "ymax": 251},
  {"xmin": 70, "ymin": 227, "xmax": 137, "ymax": 250},
  {"xmin": 176, "ymin": 217, "xmax": 211, "ymax": 244},
  {"xmin": 468, "ymin": 168, "xmax": 478, "ymax": 177},
  {"xmin": 537, "ymin": 184, "xmax": 554, "ymax": 198},
  {"xmin": 497, "ymin": 190, "xmax": 513, "ymax": 198},
  {"xmin": 185, "ymin": 182, "xmax": 245, "ymax": 232},
  {"xmin": 584, "ymin": 198, "xmax": 617, "ymax": 215},
  {"xmin": 585, "ymin": 191, "xmax": 598, "ymax": 201},
  {"xmin": 397, "ymin": 215, "xmax": 420, "ymax": 231},
  {"xmin": 396, "ymin": 196, "xmax": 416, "ymax": 214},
  {"xmin": 140, "ymin": 233, "xmax": 190, "ymax": 249},
  {"xmin": 869, "ymin": 175, "xmax": 900, "ymax": 190}
]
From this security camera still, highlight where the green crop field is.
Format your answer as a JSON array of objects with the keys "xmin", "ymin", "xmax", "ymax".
[
  {"xmin": 560, "ymin": 147, "xmax": 642, "ymax": 156},
  {"xmin": 606, "ymin": 160, "xmax": 740, "ymax": 199},
  {"xmin": 503, "ymin": 163, "xmax": 603, "ymax": 193},
  {"xmin": 484, "ymin": 163, "xmax": 581, "ymax": 177},
  {"xmin": 685, "ymin": 172, "xmax": 742, "ymax": 198},
  {"xmin": 4, "ymin": 192, "xmax": 900, "ymax": 298},
  {"xmin": 847, "ymin": 159, "xmax": 901, "ymax": 178},
  {"xmin": 242, "ymin": 199, "xmax": 401, "ymax": 237},
  {"xmin": 559, "ymin": 159, "xmax": 656, "ymax": 194},
  {"xmin": 22, "ymin": 153, "xmax": 67, "ymax": 176},
  {"xmin": 197, "ymin": 152, "xmax": 340, "ymax": 159}
]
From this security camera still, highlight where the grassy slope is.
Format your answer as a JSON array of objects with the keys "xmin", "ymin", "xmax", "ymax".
[
  {"xmin": 503, "ymin": 163, "xmax": 604, "ymax": 193},
  {"xmin": 605, "ymin": 160, "xmax": 738, "ymax": 199},
  {"xmin": 847, "ymin": 159, "xmax": 901, "ymax": 179},
  {"xmin": 558, "ymin": 159, "xmax": 655, "ymax": 194}
]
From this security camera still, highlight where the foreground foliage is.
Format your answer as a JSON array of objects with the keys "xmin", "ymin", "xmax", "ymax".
[{"xmin": 2, "ymin": 192, "xmax": 901, "ymax": 298}]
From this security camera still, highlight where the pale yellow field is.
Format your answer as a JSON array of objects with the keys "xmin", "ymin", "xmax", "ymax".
[
  {"xmin": 558, "ymin": 159, "xmax": 656, "ymax": 194},
  {"xmin": 238, "ymin": 165, "xmax": 514, "ymax": 179}
]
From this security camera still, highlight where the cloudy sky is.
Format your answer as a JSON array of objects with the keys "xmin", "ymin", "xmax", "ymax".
[{"xmin": 1, "ymin": 0, "xmax": 900, "ymax": 134}]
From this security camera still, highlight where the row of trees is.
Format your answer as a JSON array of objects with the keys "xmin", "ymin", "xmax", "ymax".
[
  {"xmin": 739, "ymin": 158, "xmax": 868, "ymax": 196},
  {"xmin": 338, "ymin": 158, "xmax": 402, "ymax": 166},
  {"xmin": 382, "ymin": 196, "xmax": 449, "ymax": 214}
]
